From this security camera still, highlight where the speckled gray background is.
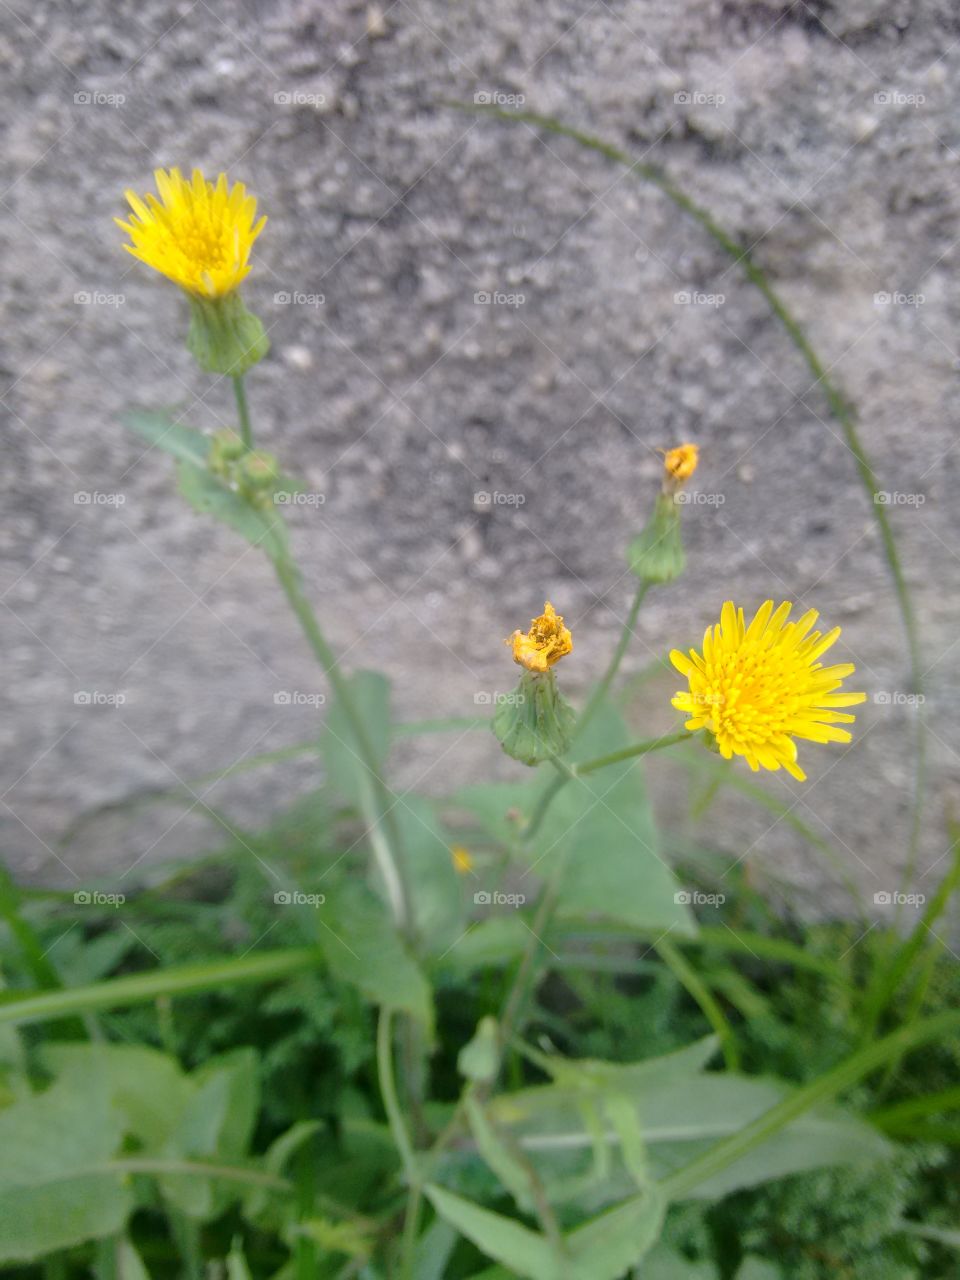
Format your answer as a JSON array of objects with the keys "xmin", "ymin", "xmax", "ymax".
[{"xmin": 1, "ymin": 0, "xmax": 958, "ymax": 913}]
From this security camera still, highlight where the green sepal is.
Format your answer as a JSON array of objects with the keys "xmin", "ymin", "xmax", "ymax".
[
  {"xmin": 186, "ymin": 292, "xmax": 269, "ymax": 376},
  {"xmin": 492, "ymin": 669, "xmax": 576, "ymax": 767},
  {"xmin": 627, "ymin": 491, "xmax": 685, "ymax": 584}
]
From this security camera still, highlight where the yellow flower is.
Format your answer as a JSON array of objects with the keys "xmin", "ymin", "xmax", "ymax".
[
  {"xmin": 670, "ymin": 600, "xmax": 866, "ymax": 781},
  {"xmin": 116, "ymin": 168, "xmax": 266, "ymax": 299},
  {"xmin": 451, "ymin": 845, "xmax": 474, "ymax": 875},
  {"xmin": 509, "ymin": 602, "xmax": 573, "ymax": 674},
  {"xmin": 660, "ymin": 443, "xmax": 699, "ymax": 485}
]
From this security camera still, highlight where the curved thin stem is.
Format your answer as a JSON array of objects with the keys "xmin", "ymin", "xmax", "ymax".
[
  {"xmin": 521, "ymin": 731, "xmax": 688, "ymax": 844},
  {"xmin": 576, "ymin": 729, "xmax": 690, "ymax": 776},
  {"xmin": 575, "ymin": 581, "xmax": 649, "ymax": 739},
  {"xmin": 273, "ymin": 547, "xmax": 413, "ymax": 940},
  {"xmin": 377, "ymin": 1008, "xmax": 418, "ymax": 1185}
]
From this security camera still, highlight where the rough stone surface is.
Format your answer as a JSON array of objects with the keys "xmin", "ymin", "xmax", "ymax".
[{"xmin": 2, "ymin": 0, "xmax": 958, "ymax": 913}]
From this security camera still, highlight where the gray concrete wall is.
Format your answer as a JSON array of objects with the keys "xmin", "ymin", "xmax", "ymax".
[{"xmin": 2, "ymin": 0, "xmax": 958, "ymax": 910}]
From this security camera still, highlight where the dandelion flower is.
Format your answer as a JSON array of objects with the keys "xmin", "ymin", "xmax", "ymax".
[
  {"xmin": 509, "ymin": 602, "xmax": 573, "ymax": 674},
  {"xmin": 661, "ymin": 442, "xmax": 699, "ymax": 485},
  {"xmin": 116, "ymin": 168, "xmax": 266, "ymax": 299},
  {"xmin": 670, "ymin": 600, "xmax": 866, "ymax": 781}
]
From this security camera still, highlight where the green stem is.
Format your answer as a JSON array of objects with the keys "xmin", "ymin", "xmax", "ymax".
[
  {"xmin": 377, "ymin": 1008, "xmax": 418, "ymax": 1185},
  {"xmin": 0, "ymin": 862, "xmax": 62, "ymax": 990},
  {"xmin": 660, "ymin": 1009, "xmax": 960, "ymax": 1202},
  {"xmin": 232, "ymin": 373, "xmax": 253, "ymax": 449},
  {"xmin": 521, "ymin": 731, "xmax": 688, "ymax": 843},
  {"xmin": 399, "ymin": 1182, "xmax": 423, "ymax": 1280},
  {"xmin": 576, "ymin": 730, "xmax": 690, "ymax": 776},
  {"xmin": 654, "ymin": 936, "xmax": 740, "ymax": 1071},
  {"xmin": 0, "ymin": 947, "xmax": 317, "ymax": 1027},
  {"xmin": 575, "ymin": 582, "xmax": 649, "ymax": 739},
  {"xmin": 272, "ymin": 552, "xmax": 412, "ymax": 939}
]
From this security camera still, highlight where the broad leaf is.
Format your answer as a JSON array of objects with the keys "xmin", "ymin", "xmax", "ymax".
[
  {"xmin": 425, "ymin": 1184, "xmax": 561, "ymax": 1280},
  {"xmin": 125, "ymin": 409, "xmax": 209, "ymax": 466},
  {"xmin": 42, "ymin": 1042, "xmax": 192, "ymax": 1150},
  {"xmin": 318, "ymin": 883, "xmax": 433, "ymax": 1033},
  {"xmin": 0, "ymin": 1074, "xmax": 131, "ymax": 1260},
  {"xmin": 177, "ymin": 460, "xmax": 289, "ymax": 561}
]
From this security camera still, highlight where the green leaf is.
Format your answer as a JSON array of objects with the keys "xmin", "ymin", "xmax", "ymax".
[
  {"xmin": 425, "ymin": 1181, "xmax": 663, "ymax": 1280},
  {"xmin": 438, "ymin": 915, "xmax": 529, "ymax": 973},
  {"xmin": 245, "ymin": 1119, "xmax": 322, "ymax": 1219},
  {"xmin": 176, "ymin": 460, "xmax": 289, "ymax": 561},
  {"xmin": 318, "ymin": 883, "xmax": 433, "ymax": 1033},
  {"xmin": 124, "ymin": 410, "xmax": 210, "ymax": 466},
  {"xmin": 395, "ymin": 796, "xmax": 463, "ymax": 952},
  {"xmin": 424, "ymin": 1184, "xmax": 561, "ymax": 1280},
  {"xmin": 0, "ymin": 948, "xmax": 318, "ymax": 1027},
  {"xmin": 0, "ymin": 1074, "xmax": 132, "ymax": 1260},
  {"xmin": 414, "ymin": 1216, "xmax": 459, "ymax": 1280},
  {"xmin": 481, "ymin": 1043, "xmax": 889, "ymax": 1205},
  {"xmin": 226, "ymin": 1239, "xmax": 255, "ymax": 1280},
  {"xmin": 41, "ymin": 1043, "xmax": 193, "ymax": 1150},
  {"xmin": 735, "ymin": 1260, "xmax": 783, "ymax": 1280},
  {"xmin": 565, "ymin": 1182, "xmax": 664, "ymax": 1277},
  {"xmin": 548, "ymin": 707, "xmax": 694, "ymax": 936},
  {"xmin": 643, "ymin": 1244, "xmax": 719, "ymax": 1279},
  {"xmin": 117, "ymin": 1240, "xmax": 153, "ymax": 1280},
  {"xmin": 160, "ymin": 1049, "xmax": 259, "ymax": 1219},
  {"xmin": 465, "ymin": 1093, "xmax": 536, "ymax": 1213}
]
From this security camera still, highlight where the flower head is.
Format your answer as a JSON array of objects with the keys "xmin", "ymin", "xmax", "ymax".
[
  {"xmin": 670, "ymin": 600, "xmax": 866, "ymax": 781},
  {"xmin": 116, "ymin": 168, "xmax": 266, "ymax": 299},
  {"xmin": 509, "ymin": 602, "xmax": 573, "ymax": 674},
  {"xmin": 660, "ymin": 443, "xmax": 699, "ymax": 486}
]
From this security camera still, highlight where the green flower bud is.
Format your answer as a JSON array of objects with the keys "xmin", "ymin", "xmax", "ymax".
[
  {"xmin": 458, "ymin": 1016, "xmax": 500, "ymax": 1084},
  {"xmin": 627, "ymin": 491, "xmax": 686, "ymax": 584},
  {"xmin": 186, "ymin": 292, "xmax": 269, "ymax": 377},
  {"xmin": 493, "ymin": 669, "xmax": 576, "ymax": 767},
  {"xmin": 237, "ymin": 450, "xmax": 280, "ymax": 508},
  {"xmin": 208, "ymin": 428, "xmax": 246, "ymax": 476}
]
